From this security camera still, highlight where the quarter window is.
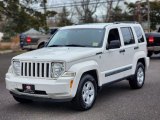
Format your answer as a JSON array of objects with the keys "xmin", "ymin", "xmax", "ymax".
[
  {"xmin": 134, "ymin": 26, "xmax": 145, "ymax": 43},
  {"xmin": 121, "ymin": 27, "xmax": 135, "ymax": 45}
]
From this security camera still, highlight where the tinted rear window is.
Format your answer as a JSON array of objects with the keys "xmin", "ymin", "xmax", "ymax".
[
  {"xmin": 134, "ymin": 26, "xmax": 145, "ymax": 43},
  {"xmin": 121, "ymin": 27, "xmax": 135, "ymax": 45}
]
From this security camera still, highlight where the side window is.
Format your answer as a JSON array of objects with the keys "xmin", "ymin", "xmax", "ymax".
[
  {"xmin": 121, "ymin": 27, "xmax": 135, "ymax": 45},
  {"xmin": 134, "ymin": 26, "xmax": 145, "ymax": 43},
  {"xmin": 107, "ymin": 28, "xmax": 121, "ymax": 48}
]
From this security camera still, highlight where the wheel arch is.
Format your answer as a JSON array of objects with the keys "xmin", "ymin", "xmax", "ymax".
[
  {"xmin": 81, "ymin": 69, "xmax": 100, "ymax": 90},
  {"xmin": 37, "ymin": 42, "xmax": 45, "ymax": 48},
  {"xmin": 132, "ymin": 51, "xmax": 148, "ymax": 74},
  {"xmin": 68, "ymin": 60, "xmax": 101, "ymax": 97}
]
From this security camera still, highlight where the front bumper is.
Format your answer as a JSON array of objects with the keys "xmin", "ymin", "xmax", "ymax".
[{"xmin": 5, "ymin": 73, "xmax": 75, "ymax": 101}]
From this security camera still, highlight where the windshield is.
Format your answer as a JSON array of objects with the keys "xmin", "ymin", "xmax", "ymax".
[{"xmin": 47, "ymin": 29, "xmax": 105, "ymax": 48}]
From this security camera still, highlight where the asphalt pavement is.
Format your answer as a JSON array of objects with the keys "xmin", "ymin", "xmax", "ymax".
[{"xmin": 0, "ymin": 53, "xmax": 160, "ymax": 120}]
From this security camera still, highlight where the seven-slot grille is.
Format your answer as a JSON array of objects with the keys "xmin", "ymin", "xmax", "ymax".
[{"xmin": 21, "ymin": 61, "xmax": 51, "ymax": 78}]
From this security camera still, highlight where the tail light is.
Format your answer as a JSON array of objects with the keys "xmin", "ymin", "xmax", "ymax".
[
  {"xmin": 148, "ymin": 36, "xmax": 154, "ymax": 43},
  {"xmin": 26, "ymin": 36, "xmax": 31, "ymax": 44}
]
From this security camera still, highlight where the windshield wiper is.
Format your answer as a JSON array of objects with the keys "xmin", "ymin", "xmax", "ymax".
[
  {"xmin": 48, "ymin": 45, "xmax": 64, "ymax": 47},
  {"xmin": 64, "ymin": 44, "xmax": 87, "ymax": 47},
  {"xmin": 48, "ymin": 44, "xmax": 88, "ymax": 47}
]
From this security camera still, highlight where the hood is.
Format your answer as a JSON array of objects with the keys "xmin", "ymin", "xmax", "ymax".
[{"xmin": 13, "ymin": 47, "xmax": 102, "ymax": 62}]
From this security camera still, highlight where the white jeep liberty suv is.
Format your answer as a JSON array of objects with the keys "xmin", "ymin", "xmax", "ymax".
[{"xmin": 6, "ymin": 23, "xmax": 149, "ymax": 110}]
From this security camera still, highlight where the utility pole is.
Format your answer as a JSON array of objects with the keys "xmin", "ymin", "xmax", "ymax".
[
  {"xmin": 135, "ymin": 1, "xmax": 141, "ymax": 23},
  {"xmin": 106, "ymin": 0, "xmax": 113, "ymax": 22},
  {"xmin": 147, "ymin": 0, "xmax": 150, "ymax": 32},
  {"xmin": 41, "ymin": 0, "xmax": 47, "ymax": 32}
]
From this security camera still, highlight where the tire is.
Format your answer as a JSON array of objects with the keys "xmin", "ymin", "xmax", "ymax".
[
  {"xmin": 13, "ymin": 96, "xmax": 33, "ymax": 103},
  {"xmin": 38, "ymin": 43, "xmax": 44, "ymax": 49},
  {"xmin": 72, "ymin": 74, "xmax": 97, "ymax": 111},
  {"xmin": 129, "ymin": 62, "xmax": 145, "ymax": 89},
  {"xmin": 154, "ymin": 51, "xmax": 160, "ymax": 54},
  {"xmin": 147, "ymin": 51, "xmax": 153, "ymax": 57}
]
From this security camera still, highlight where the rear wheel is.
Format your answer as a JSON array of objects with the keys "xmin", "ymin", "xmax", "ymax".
[
  {"xmin": 129, "ymin": 62, "xmax": 145, "ymax": 89},
  {"xmin": 38, "ymin": 43, "xmax": 45, "ymax": 49},
  {"xmin": 72, "ymin": 74, "xmax": 97, "ymax": 111},
  {"xmin": 154, "ymin": 51, "xmax": 160, "ymax": 54},
  {"xmin": 13, "ymin": 96, "xmax": 33, "ymax": 103}
]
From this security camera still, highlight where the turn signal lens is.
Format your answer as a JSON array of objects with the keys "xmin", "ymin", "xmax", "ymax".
[{"xmin": 70, "ymin": 80, "xmax": 74, "ymax": 88}]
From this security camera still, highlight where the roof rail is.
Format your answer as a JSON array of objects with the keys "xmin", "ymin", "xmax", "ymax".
[{"xmin": 114, "ymin": 21, "xmax": 139, "ymax": 24}]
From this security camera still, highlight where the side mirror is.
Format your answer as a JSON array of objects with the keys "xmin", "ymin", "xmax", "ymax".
[{"xmin": 107, "ymin": 40, "xmax": 121, "ymax": 49}]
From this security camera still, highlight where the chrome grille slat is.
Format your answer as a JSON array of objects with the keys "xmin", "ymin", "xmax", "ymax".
[
  {"xmin": 49, "ymin": 63, "xmax": 51, "ymax": 78},
  {"xmin": 27, "ymin": 62, "xmax": 29, "ymax": 76},
  {"xmin": 44, "ymin": 63, "xmax": 46, "ymax": 78},
  {"xmin": 35, "ymin": 63, "xmax": 37, "ymax": 77},
  {"xmin": 31, "ymin": 62, "xmax": 33, "ymax": 77},
  {"xmin": 20, "ymin": 61, "xmax": 51, "ymax": 78},
  {"xmin": 39, "ymin": 63, "xmax": 42, "ymax": 77}
]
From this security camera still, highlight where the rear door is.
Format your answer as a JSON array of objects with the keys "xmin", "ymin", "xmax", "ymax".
[
  {"xmin": 133, "ymin": 26, "xmax": 146, "ymax": 53},
  {"xmin": 119, "ymin": 26, "xmax": 137, "ymax": 77}
]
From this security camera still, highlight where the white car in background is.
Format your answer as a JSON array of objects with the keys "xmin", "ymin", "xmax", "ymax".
[{"xmin": 6, "ymin": 23, "xmax": 149, "ymax": 110}]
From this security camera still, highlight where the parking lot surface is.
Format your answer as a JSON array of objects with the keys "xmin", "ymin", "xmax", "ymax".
[{"xmin": 0, "ymin": 53, "xmax": 160, "ymax": 120}]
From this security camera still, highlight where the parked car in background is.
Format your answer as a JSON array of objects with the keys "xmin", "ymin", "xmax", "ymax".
[
  {"xmin": 145, "ymin": 32, "xmax": 160, "ymax": 57},
  {"xmin": 20, "ymin": 27, "xmax": 58, "ymax": 50}
]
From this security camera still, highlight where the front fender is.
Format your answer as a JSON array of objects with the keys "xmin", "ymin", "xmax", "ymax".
[{"xmin": 68, "ymin": 60, "xmax": 101, "ymax": 97}]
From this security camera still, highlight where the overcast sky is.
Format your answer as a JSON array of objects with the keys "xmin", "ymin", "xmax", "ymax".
[
  {"xmin": 47, "ymin": 0, "xmax": 138, "ymax": 6},
  {"xmin": 42, "ymin": 0, "xmax": 140, "ymax": 22}
]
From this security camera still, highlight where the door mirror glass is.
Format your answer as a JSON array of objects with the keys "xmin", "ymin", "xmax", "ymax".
[{"xmin": 107, "ymin": 40, "xmax": 121, "ymax": 49}]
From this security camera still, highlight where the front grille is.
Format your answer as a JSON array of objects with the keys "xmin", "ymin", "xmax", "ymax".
[{"xmin": 21, "ymin": 61, "xmax": 51, "ymax": 78}]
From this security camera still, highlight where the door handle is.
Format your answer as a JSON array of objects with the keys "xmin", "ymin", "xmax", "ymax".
[
  {"xmin": 134, "ymin": 46, "xmax": 139, "ymax": 50},
  {"xmin": 119, "ymin": 49, "xmax": 125, "ymax": 53}
]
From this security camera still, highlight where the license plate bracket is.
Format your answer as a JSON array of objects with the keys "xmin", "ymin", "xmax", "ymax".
[{"xmin": 22, "ymin": 84, "xmax": 35, "ymax": 94}]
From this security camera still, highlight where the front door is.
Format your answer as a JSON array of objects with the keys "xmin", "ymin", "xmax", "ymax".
[{"xmin": 100, "ymin": 27, "xmax": 126, "ymax": 84}]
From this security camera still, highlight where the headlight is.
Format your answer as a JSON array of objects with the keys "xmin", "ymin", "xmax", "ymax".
[
  {"xmin": 51, "ymin": 62, "xmax": 65, "ymax": 78},
  {"xmin": 13, "ymin": 61, "xmax": 20, "ymax": 76}
]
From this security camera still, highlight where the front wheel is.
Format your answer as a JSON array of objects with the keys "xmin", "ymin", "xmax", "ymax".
[
  {"xmin": 129, "ymin": 62, "xmax": 145, "ymax": 89},
  {"xmin": 72, "ymin": 74, "xmax": 97, "ymax": 111}
]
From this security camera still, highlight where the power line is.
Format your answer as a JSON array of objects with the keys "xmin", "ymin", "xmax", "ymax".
[{"xmin": 34, "ymin": 0, "xmax": 124, "ymax": 10}]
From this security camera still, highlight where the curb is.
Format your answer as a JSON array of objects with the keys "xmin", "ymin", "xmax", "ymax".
[{"xmin": 0, "ymin": 50, "xmax": 13, "ymax": 54}]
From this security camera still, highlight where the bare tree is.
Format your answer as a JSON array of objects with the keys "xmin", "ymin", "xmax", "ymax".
[
  {"xmin": 105, "ymin": 0, "xmax": 113, "ymax": 22},
  {"xmin": 74, "ymin": 0, "xmax": 100, "ymax": 23},
  {"xmin": 103, "ymin": 0, "xmax": 123, "ymax": 22}
]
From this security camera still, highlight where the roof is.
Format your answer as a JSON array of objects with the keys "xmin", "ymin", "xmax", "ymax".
[
  {"xmin": 61, "ymin": 23, "xmax": 113, "ymax": 29},
  {"xmin": 60, "ymin": 22, "xmax": 140, "ymax": 30},
  {"xmin": 22, "ymin": 28, "xmax": 42, "ymax": 35}
]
